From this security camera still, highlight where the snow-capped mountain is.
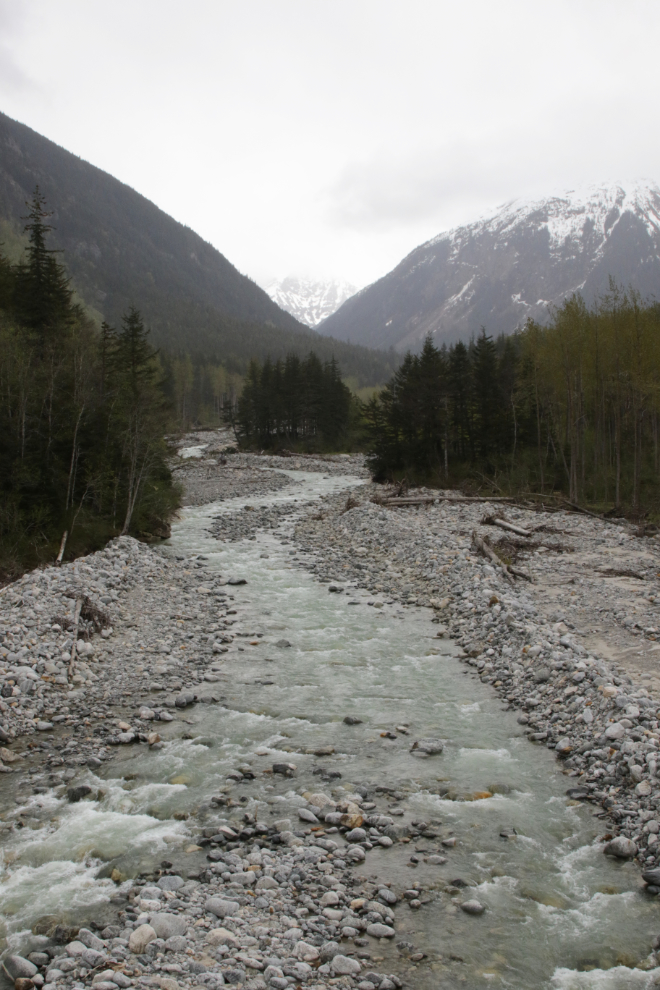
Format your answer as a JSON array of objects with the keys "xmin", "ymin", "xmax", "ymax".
[
  {"xmin": 265, "ymin": 276, "xmax": 357, "ymax": 328},
  {"xmin": 318, "ymin": 181, "xmax": 660, "ymax": 351}
]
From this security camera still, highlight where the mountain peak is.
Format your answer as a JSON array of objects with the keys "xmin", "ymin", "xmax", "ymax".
[
  {"xmin": 265, "ymin": 275, "xmax": 357, "ymax": 327},
  {"xmin": 318, "ymin": 180, "xmax": 660, "ymax": 351}
]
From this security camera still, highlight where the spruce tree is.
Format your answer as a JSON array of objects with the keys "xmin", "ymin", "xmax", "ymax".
[{"xmin": 13, "ymin": 187, "xmax": 75, "ymax": 334}]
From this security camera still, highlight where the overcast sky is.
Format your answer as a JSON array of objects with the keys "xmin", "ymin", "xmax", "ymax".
[{"xmin": 1, "ymin": 0, "xmax": 659, "ymax": 289}]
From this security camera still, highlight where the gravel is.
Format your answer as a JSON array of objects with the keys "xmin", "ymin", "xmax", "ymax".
[{"xmin": 4, "ymin": 431, "xmax": 660, "ymax": 985}]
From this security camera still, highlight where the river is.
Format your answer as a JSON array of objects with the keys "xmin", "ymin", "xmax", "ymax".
[{"xmin": 1, "ymin": 468, "xmax": 658, "ymax": 989}]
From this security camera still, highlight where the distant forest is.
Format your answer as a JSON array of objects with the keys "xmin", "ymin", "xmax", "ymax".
[
  {"xmin": 367, "ymin": 286, "xmax": 660, "ymax": 516},
  {"xmin": 236, "ymin": 354, "xmax": 355, "ymax": 451}
]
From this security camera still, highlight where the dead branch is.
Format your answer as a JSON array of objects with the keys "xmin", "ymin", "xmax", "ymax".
[
  {"xmin": 56, "ymin": 530, "xmax": 68, "ymax": 565},
  {"xmin": 482, "ymin": 514, "xmax": 532, "ymax": 537},
  {"xmin": 472, "ymin": 529, "xmax": 515, "ymax": 585},
  {"xmin": 68, "ymin": 598, "xmax": 83, "ymax": 680}
]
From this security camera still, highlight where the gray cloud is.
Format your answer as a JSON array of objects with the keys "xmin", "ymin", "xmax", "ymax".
[
  {"xmin": 323, "ymin": 98, "xmax": 660, "ymax": 238},
  {"xmin": 0, "ymin": 1, "xmax": 38, "ymax": 95},
  {"xmin": 0, "ymin": 0, "xmax": 659, "ymax": 287}
]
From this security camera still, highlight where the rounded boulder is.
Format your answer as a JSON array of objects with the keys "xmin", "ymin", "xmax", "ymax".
[{"xmin": 128, "ymin": 924, "xmax": 157, "ymax": 954}]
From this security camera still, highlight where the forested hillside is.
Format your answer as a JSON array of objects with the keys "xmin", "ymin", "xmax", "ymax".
[
  {"xmin": 367, "ymin": 286, "xmax": 660, "ymax": 516},
  {"xmin": 0, "ymin": 190, "xmax": 178, "ymax": 577},
  {"xmin": 0, "ymin": 112, "xmax": 396, "ymax": 386}
]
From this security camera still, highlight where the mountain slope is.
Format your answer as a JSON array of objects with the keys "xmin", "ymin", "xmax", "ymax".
[
  {"xmin": 265, "ymin": 276, "xmax": 357, "ymax": 327},
  {"xmin": 318, "ymin": 182, "xmax": 660, "ymax": 351},
  {"xmin": 0, "ymin": 112, "xmax": 395, "ymax": 383}
]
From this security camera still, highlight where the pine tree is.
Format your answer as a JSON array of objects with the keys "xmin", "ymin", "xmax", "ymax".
[
  {"xmin": 13, "ymin": 187, "xmax": 75, "ymax": 335},
  {"xmin": 113, "ymin": 306, "xmax": 158, "ymax": 399}
]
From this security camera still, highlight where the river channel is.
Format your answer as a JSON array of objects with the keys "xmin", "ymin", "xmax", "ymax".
[{"xmin": 1, "ymin": 468, "xmax": 659, "ymax": 989}]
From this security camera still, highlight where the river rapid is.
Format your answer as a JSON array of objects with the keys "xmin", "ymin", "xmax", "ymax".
[{"xmin": 1, "ymin": 467, "xmax": 659, "ymax": 990}]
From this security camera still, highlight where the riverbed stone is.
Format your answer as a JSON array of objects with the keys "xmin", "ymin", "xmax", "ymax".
[
  {"xmin": 332, "ymin": 955, "xmax": 362, "ymax": 976},
  {"xmin": 605, "ymin": 722, "xmax": 626, "ymax": 740},
  {"xmin": 366, "ymin": 923, "xmax": 395, "ymax": 938},
  {"xmin": 2, "ymin": 956, "xmax": 38, "ymax": 981},
  {"xmin": 604, "ymin": 836, "xmax": 638, "ymax": 859},
  {"xmin": 204, "ymin": 898, "xmax": 240, "ymax": 919},
  {"xmin": 149, "ymin": 913, "xmax": 188, "ymax": 938},
  {"xmin": 460, "ymin": 900, "xmax": 486, "ymax": 915},
  {"xmin": 128, "ymin": 924, "xmax": 157, "ymax": 954},
  {"xmin": 157, "ymin": 875, "xmax": 185, "ymax": 891}
]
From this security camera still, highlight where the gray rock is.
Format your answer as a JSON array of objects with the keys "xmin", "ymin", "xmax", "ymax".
[
  {"xmin": 604, "ymin": 836, "xmax": 637, "ymax": 859},
  {"xmin": 460, "ymin": 899, "xmax": 486, "ymax": 915},
  {"xmin": 77, "ymin": 928, "xmax": 106, "ymax": 951},
  {"xmin": 272, "ymin": 762, "xmax": 296, "ymax": 775},
  {"xmin": 67, "ymin": 784, "xmax": 93, "ymax": 802},
  {"xmin": 128, "ymin": 924, "xmax": 157, "ymax": 954},
  {"xmin": 412, "ymin": 738, "xmax": 443, "ymax": 755},
  {"xmin": 157, "ymin": 875, "xmax": 185, "ymax": 891},
  {"xmin": 332, "ymin": 954, "xmax": 362, "ymax": 975},
  {"xmin": 346, "ymin": 827, "xmax": 367, "ymax": 842},
  {"xmin": 366, "ymin": 923, "xmax": 395, "ymax": 938},
  {"xmin": 378, "ymin": 887, "xmax": 397, "ymax": 904},
  {"xmin": 205, "ymin": 897, "xmax": 240, "ymax": 919},
  {"xmin": 27, "ymin": 953, "xmax": 49, "ymax": 968},
  {"xmin": 82, "ymin": 948, "xmax": 107, "ymax": 969},
  {"xmin": 319, "ymin": 941, "xmax": 341, "ymax": 962},
  {"xmin": 275, "ymin": 639, "xmax": 291, "ymax": 648},
  {"xmin": 149, "ymin": 913, "xmax": 188, "ymax": 938},
  {"xmin": 298, "ymin": 808, "xmax": 319, "ymax": 823},
  {"xmin": 164, "ymin": 935, "xmax": 187, "ymax": 952},
  {"xmin": 2, "ymin": 955, "xmax": 38, "ymax": 980},
  {"xmin": 111, "ymin": 973, "xmax": 132, "ymax": 988},
  {"xmin": 605, "ymin": 722, "xmax": 626, "ymax": 740}
]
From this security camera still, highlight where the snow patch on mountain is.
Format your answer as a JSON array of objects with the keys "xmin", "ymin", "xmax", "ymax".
[
  {"xmin": 317, "ymin": 180, "xmax": 660, "ymax": 352},
  {"xmin": 435, "ymin": 180, "xmax": 660, "ymax": 260},
  {"xmin": 265, "ymin": 276, "xmax": 357, "ymax": 327}
]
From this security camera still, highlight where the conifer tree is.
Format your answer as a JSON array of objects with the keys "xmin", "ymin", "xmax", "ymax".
[{"xmin": 13, "ymin": 187, "xmax": 75, "ymax": 335}]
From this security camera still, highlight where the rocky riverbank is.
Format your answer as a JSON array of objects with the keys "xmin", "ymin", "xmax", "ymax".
[
  {"xmin": 290, "ymin": 485, "xmax": 660, "ymax": 882},
  {"xmin": 3, "ymin": 436, "xmax": 660, "ymax": 989}
]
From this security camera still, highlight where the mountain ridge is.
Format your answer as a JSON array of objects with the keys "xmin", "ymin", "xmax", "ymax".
[
  {"xmin": 318, "ymin": 181, "xmax": 660, "ymax": 351},
  {"xmin": 0, "ymin": 111, "xmax": 395, "ymax": 383}
]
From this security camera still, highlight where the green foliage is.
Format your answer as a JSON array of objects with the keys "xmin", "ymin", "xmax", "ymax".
[
  {"xmin": 12, "ymin": 188, "xmax": 77, "ymax": 333},
  {"xmin": 236, "ymin": 352, "xmax": 354, "ymax": 451},
  {"xmin": 367, "ymin": 293, "xmax": 660, "ymax": 517},
  {"xmin": 160, "ymin": 352, "xmax": 243, "ymax": 429},
  {"xmin": 0, "ymin": 190, "xmax": 179, "ymax": 577}
]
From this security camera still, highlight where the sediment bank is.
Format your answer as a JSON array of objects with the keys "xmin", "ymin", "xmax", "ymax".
[{"xmin": 2, "ymin": 435, "xmax": 660, "ymax": 990}]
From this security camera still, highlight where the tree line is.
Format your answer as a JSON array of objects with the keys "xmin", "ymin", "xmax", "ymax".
[
  {"xmin": 0, "ymin": 189, "xmax": 177, "ymax": 576},
  {"xmin": 366, "ymin": 287, "xmax": 660, "ymax": 515},
  {"xmin": 236, "ymin": 353, "xmax": 354, "ymax": 450}
]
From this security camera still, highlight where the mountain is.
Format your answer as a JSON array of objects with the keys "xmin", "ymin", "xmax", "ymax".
[
  {"xmin": 265, "ymin": 276, "xmax": 357, "ymax": 327},
  {"xmin": 318, "ymin": 181, "xmax": 660, "ymax": 352},
  {"xmin": 0, "ymin": 112, "xmax": 395, "ymax": 384}
]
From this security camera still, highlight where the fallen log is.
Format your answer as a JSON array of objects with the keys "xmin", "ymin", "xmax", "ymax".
[
  {"xmin": 379, "ymin": 495, "xmax": 518, "ymax": 507},
  {"xmin": 68, "ymin": 597, "xmax": 84, "ymax": 681},
  {"xmin": 471, "ymin": 530, "xmax": 515, "ymax": 585},
  {"xmin": 483, "ymin": 515, "xmax": 532, "ymax": 538}
]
